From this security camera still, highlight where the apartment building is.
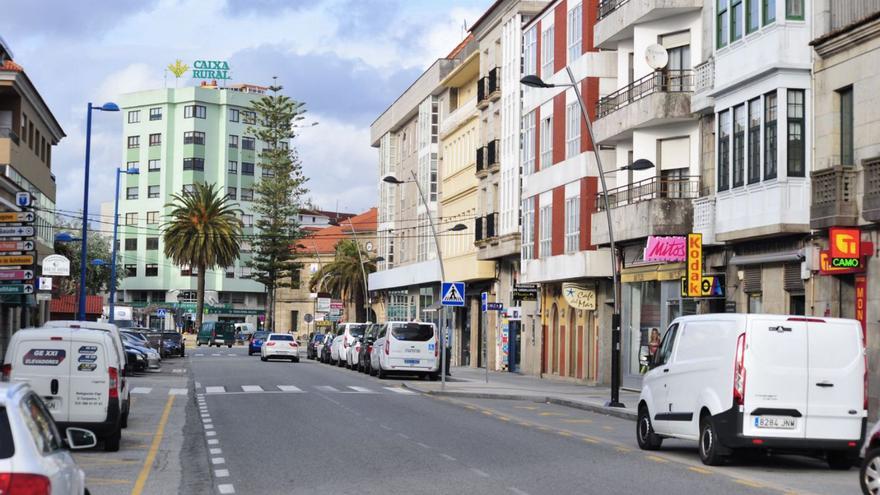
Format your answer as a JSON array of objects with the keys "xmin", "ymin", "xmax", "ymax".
[{"xmin": 810, "ymin": 0, "xmax": 880, "ymax": 414}]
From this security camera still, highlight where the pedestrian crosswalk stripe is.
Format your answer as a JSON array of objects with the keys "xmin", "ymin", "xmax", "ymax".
[
  {"xmin": 168, "ymin": 388, "xmax": 188, "ymax": 396},
  {"xmin": 277, "ymin": 385, "xmax": 303, "ymax": 392},
  {"xmin": 195, "ymin": 353, "xmax": 204, "ymax": 357},
  {"xmin": 227, "ymin": 353, "xmax": 235, "ymax": 356},
  {"xmin": 212, "ymin": 353, "xmax": 221, "ymax": 356},
  {"xmin": 241, "ymin": 385, "xmax": 263, "ymax": 392},
  {"xmin": 384, "ymin": 387, "xmax": 417, "ymax": 395},
  {"xmin": 315, "ymin": 385, "xmax": 338, "ymax": 393},
  {"xmin": 205, "ymin": 386, "xmax": 226, "ymax": 394},
  {"xmin": 131, "ymin": 387, "xmax": 152, "ymax": 394},
  {"xmin": 347, "ymin": 386, "xmax": 374, "ymax": 393}
]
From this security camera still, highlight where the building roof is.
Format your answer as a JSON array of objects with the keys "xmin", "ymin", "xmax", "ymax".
[
  {"xmin": 295, "ymin": 207, "xmax": 377, "ymax": 255},
  {"xmin": 0, "ymin": 56, "xmax": 66, "ymax": 141},
  {"xmin": 299, "ymin": 209, "xmax": 357, "ymax": 221},
  {"xmin": 50, "ymin": 295, "xmax": 103, "ymax": 315}
]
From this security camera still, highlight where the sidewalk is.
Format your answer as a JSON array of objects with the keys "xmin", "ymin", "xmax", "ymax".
[{"xmin": 402, "ymin": 366, "xmax": 639, "ymax": 421}]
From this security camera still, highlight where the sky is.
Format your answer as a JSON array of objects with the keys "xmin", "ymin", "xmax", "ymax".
[{"xmin": 1, "ymin": 0, "xmax": 490, "ymax": 216}]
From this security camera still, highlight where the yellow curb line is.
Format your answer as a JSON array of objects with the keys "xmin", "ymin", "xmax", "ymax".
[{"xmin": 131, "ymin": 394, "xmax": 175, "ymax": 495}]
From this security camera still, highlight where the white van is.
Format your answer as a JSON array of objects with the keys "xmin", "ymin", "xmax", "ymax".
[
  {"xmin": 2, "ymin": 327, "xmax": 125, "ymax": 451},
  {"xmin": 637, "ymin": 314, "xmax": 866, "ymax": 468},
  {"xmin": 370, "ymin": 322, "xmax": 439, "ymax": 380},
  {"xmin": 330, "ymin": 323, "xmax": 368, "ymax": 366}
]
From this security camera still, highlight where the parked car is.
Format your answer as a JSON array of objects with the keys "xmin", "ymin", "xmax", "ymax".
[
  {"xmin": 330, "ymin": 323, "xmax": 367, "ymax": 367},
  {"xmin": 0, "ymin": 382, "xmax": 97, "ymax": 495},
  {"xmin": 137, "ymin": 329, "xmax": 164, "ymax": 354},
  {"xmin": 235, "ymin": 323, "xmax": 257, "ymax": 340},
  {"xmin": 307, "ymin": 333, "xmax": 325, "ymax": 360},
  {"xmin": 197, "ymin": 321, "xmax": 235, "ymax": 348},
  {"xmin": 861, "ymin": 421, "xmax": 880, "ymax": 494},
  {"xmin": 636, "ymin": 314, "xmax": 866, "ymax": 468},
  {"xmin": 357, "ymin": 324, "xmax": 379, "ymax": 374},
  {"xmin": 319, "ymin": 334, "xmax": 335, "ymax": 364},
  {"xmin": 260, "ymin": 334, "xmax": 300, "ymax": 362},
  {"xmin": 248, "ymin": 331, "xmax": 270, "ymax": 356},
  {"xmin": 124, "ymin": 345, "xmax": 147, "ymax": 373},
  {"xmin": 346, "ymin": 336, "xmax": 362, "ymax": 370},
  {"xmin": 370, "ymin": 322, "xmax": 439, "ymax": 380},
  {"xmin": 120, "ymin": 333, "xmax": 160, "ymax": 370},
  {"xmin": 121, "ymin": 330, "xmax": 153, "ymax": 351},
  {"xmin": 162, "ymin": 332, "xmax": 185, "ymax": 357},
  {"xmin": 2, "ymin": 326, "xmax": 127, "ymax": 451}
]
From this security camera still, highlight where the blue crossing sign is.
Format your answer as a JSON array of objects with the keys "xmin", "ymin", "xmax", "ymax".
[
  {"xmin": 441, "ymin": 282, "xmax": 465, "ymax": 307},
  {"xmin": 156, "ymin": 309, "xmax": 167, "ymax": 318}
]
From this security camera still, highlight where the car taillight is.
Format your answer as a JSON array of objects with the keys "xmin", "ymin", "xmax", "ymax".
[
  {"xmin": 367, "ymin": 345, "xmax": 373, "ymax": 353},
  {"xmin": 733, "ymin": 333, "xmax": 746, "ymax": 406},
  {"xmin": 344, "ymin": 336, "xmax": 349, "ymax": 349},
  {"xmin": 0, "ymin": 473, "xmax": 51, "ymax": 495},
  {"xmin": 267, "ymin": 342, "xmax": 275, "ymax": 347},
  {"xmin": 384, "ymin": 340, "xmax": 389, "ymax": 355},
  {"xmin": 108, "ymin": 367, "xmax": 119, "ymax": 399},
  {"xmin": 289, "ymin": 342, "xmax": 297, "ymax": 348},
  {"xmin": 1, "ymin": 363, "xmax": 10, "ymax": 382}
]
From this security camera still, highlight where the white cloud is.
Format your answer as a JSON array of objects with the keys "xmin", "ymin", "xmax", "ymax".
[{"xmin": 95, "ymin": 64, "xmax": 165, "ymax": 103}]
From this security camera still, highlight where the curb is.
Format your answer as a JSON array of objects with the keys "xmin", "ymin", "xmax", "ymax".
[{"xmin": 402, "ymin": 383, "xmax": 637, "ymax": 422}]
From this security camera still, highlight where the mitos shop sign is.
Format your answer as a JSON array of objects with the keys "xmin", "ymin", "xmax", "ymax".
[{"xmin": 644, "ymin": 236, "xmax": 686, "ymax": 262}]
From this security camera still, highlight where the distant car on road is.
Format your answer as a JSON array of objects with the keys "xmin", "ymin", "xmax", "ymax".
[
  {"xmin": 307, "ymin": 333, "xmax": 324, "ymax": 360},
  {"xmin": 370, "ymin": 322, "xmax": 439, "ymax": 380},
  {"xmin": 260, "ymin": 333, "xmax": 300, "ymax": 363},
  {"xmin": 198, "ymin": 321, "xmax": 235, "ymax": 348},
  {"xmin": 162, "ymin": 332, "xmax": 184, "ymax": 357},
  {"xmin": 248, "ymin": 331, "xmax": 270, "ymax": 356},
  {"xmin": 319, "ymin": 334, "xmax": 334, "ymax": 364},
  {"xmin": 861, "ymin": 421, "xmax": 880, "ymax": 494}
]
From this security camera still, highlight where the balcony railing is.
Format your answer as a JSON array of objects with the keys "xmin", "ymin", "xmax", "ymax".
[
  {"xmin": 487, "ymin": 67, "xmax": 500, "ymax": 97},
  {"xmin": 596, "ymin": 69, "xmax": 694, "ymax": 118},
  {"xmin": 694, "ymin": 58, "xmax": 714, "ymax": 93},
  {"xmin": 811, "ymin": 165, "xmax": 859, "ymax": 228},
  {"xmin": 0, "ymin": 127, "xmax": 20, "ymax": 145},
  {"xmin": 476, "ymin": 147, "xmax": 486, "ymax": 173},
  {"xmin": 597, "ymin": 0, "xmax": 630, "ymax": 20},
  {"xmin": 474, "ymin": 213, "xmax": 498, "ymax": 243},
  {"xmin": 486, "ymin": 140, "xmax": 498, "ymax": 168},
  {"xmin": 477, "ymin": 77, "xmax": 487, "ymax": 104},
  {"xmin": 475, "ymin": 216, "xmax": 484, "ymax": 242},
  {"xmin": 595, "ymin": 175, "xmax": 701, "ymax": 211}
]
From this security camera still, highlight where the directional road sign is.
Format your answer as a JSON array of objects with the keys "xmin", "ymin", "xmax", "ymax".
[
  {"xmin": 0, "ymin": 270, "xmax": 33, "ymax": 281},
  {"xmin": 15, "ymin": 192, "xmax": 31, "ymax": 208},
  {"xmin": 0, "ymin": 212, "xmax": 34, "ymax": 223},
  {"xmin": 156, "ymin": 309, "xmax": 167, "ymax": 318},
  {"xmin": 0, "ymin": 241, "xmax": 34, "ymax": 252},
  {"xmin": 0, "ymin": 226, "xmax": 34, "ymax": 238},
  {"xmin": 481, "ymin": 291, "xmax": 488, "ymax": 312},
  {"xmin": 0, "ymin": 255, "xmax": 33, "ymax": 266},
  {"xmin": 0, "ymin": 284, "xmax": 33, "ymax": 294},
  {"xmin": 441, "ymin": 282, "xmax": 465, "ymax": 307},
  {"xmin": 487, "ymin": 302, "xmax": 503, "ymax": 311}
]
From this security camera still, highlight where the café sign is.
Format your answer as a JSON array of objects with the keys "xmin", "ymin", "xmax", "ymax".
[
  {"xmin": 192, "ymin": 60, "xmax": 231, "ymax": 80},
  {"xmin": 561, "ymin": 283, "xmax": 596, "ymax": 311}
]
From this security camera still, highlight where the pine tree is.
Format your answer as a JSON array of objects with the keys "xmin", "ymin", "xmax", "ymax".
[{"xmin": 246, "ymin": 85, "xmax": 309, "ymax": 332}]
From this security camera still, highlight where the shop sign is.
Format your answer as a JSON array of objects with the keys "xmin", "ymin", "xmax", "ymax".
[
  {"xmin": 819, "ymin": 250, "xmax": 865, "ymax": 275},
  {"xmin": 316, "ymin": 297, "xmax": 331, "ymax": 313},
  {"xmin": 512, "ymin": 284, "xmax": 538, "ymax": 301},
  {"xmin": 191, "ymin": 60, "xmax": 231, "ymax": 80},
  {"xmin": 856, "ymin": 274, "xmax": 867, "ymax": 341},
  {"xmin": 680, "ymin": 274, "xmax": 725, "ymax": 298},
  {"xmin": 830, "ymin": 227, "xmax": 861, "ymax": 267},
  {"xmin": 644, "ymin": 236, "xmax": 686, "ymax": 262},
  {"xmin": 315, "ymin": 320, "xmax": 332, "ymax": 328},
  {"xmin": 686, "ymin": 234, "xmax": 703, "ymax": 297},
  {"xmin": 330, "ymin": 300, "xmax": 344, "ymax": 310},
  {"xmin": 562, "ymin": 283, "xmax": 596, "ymax": 311}
]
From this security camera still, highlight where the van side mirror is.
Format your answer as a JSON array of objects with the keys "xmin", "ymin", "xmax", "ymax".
[{"xmin": 65, "ymin": 428, "xmax": 97, "ymax": 450}]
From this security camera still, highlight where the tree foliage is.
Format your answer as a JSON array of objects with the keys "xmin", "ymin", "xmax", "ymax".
[{"xmin": 53, "ymin": 220, "xmax": 120, "ymax": 296}]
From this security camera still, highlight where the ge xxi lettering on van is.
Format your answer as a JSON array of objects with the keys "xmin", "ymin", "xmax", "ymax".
[{"xmin": 22, "ymin": 349, "xmax": 66, "ymax": 366}]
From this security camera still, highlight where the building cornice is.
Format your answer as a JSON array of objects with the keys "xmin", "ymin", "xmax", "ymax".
[{"xmin": 812, "ymin": 14, "xmax": 880, "ymax": 58}]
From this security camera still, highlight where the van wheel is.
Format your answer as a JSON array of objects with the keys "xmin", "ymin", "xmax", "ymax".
[
  {"xmin": 636, "ymin": 406, "xmax": 663, "ymax": 451},
  {"xmin": 197, "ymin": 341, "xmax": 201, "ymax": 347},
  {"xmin": 228, "ymin": 344, "xmax": 232, "ymax": 348},
  {"xmin": 120, "ymin": 409, "xmax": 129, "ymax": 429},
  {"xmin": 261, "ymin": 356, "xmax": 267, "ymax": 362},
  {"xmin": 104, "ymin": 429, "xmax": 121, "ymax": 452},
  {"xmin": 699, "ymin": 415, "xmax": 725, "ymax": 466},
  {"xmin": 377, "ymin": 365, "xmax": 386, "ymax": 379},
  {"xmin": 860, "ymin": 448, "xmax": 880, "ymax": 492},
  {"xmin": 827, "ymin": 451, "xmax": 856, "ymax": 470}
]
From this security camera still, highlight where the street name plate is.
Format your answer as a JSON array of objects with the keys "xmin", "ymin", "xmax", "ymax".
[
  {"xmin": 0, "ymin": 212, "xmax": 34, "ymax": 223},
  {"xmin": 0, "ymin": 284, "xmax": 33, "ymax": 294},
  {"xmin": 0, "ymin": 241, "xmax": 34, "ymax": 252},
  {"xmin": 0, "ymin": 270, "xmax": 33, "ymax": 280},
  {"xmin": 0, "ymin": 226, "xmax": 34, "ymax": 237},
  {"xmin": 0, "ymin": 255, "xmax": 33, "ymax": 266}
]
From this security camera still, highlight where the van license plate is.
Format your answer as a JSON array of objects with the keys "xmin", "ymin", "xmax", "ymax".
[
  {"xmin": 43, "ymin": 397, "xmax": 61, "ymax": 411},
  {"xmin": 755, "ymin": 416, "xmax": 796, "ymax": 429},
  {"xmin": 404, "ymin": 359, "xmax": 420, "ymax": 365}
]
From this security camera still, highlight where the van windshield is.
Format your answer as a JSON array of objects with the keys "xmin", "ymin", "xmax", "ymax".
[
  {"xmin": 391, "ymin": 323, "xmax": 434, "ymax": 342},
  {"xmin": 349, "ymin": 325, "xmax": 367, "ymax": 338}
]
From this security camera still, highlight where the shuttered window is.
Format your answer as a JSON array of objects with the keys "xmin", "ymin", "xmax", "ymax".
[
  {"xmin": 783, "ymin": 263, "xmax": 804, "ymax": 292},
  {"xmin": 743, "ymin": 266, "xmax": 762, "ymax": 293}
]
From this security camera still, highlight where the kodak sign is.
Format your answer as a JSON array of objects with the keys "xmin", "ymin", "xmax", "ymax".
[{"xmin": 686, "ymin": 233, "xmax": 702, "ymax": 297}]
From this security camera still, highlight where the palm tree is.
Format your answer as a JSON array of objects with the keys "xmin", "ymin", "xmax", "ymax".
[
  {"xmin": 309, "ymin": 239, "xmax": 375, "ymax": 321},
  {"xmin": 163, "ymin": 183, "xmax": 242, "ymax": 332}
]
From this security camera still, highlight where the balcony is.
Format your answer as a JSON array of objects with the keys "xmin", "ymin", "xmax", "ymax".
[
  {"xmin": 593, "ymin": 70, "xmax": 694, "ymax": 144},
  {"xmin": 591, "ymin": 175, "xmax": 699, "ymax": 244},
  {"xmin": 864, "ymin": 160, "xmax": 880, "ymax": 223},
  {"xmin": 474, "ymin": 212, "xmax": 498, "ymax": 245},
  {"xmin": 487, "ymin": 67, "xmax": 500, "ymax": 102},
  {"xmin": 0, "ymin": 127, "xmax": 20, "ymax": 145},
  {"xmin": 475, "ymin": 140, "xmax": 499, "ymax": 178},
  {"xmin": 476, "ymin": 147, "xmax": 486, "ymax": 175},
  {"xmin": 714, "ymin": 178, "xmax": 810, "ymax": 241},
  {"xmin": 810, "ymin": 165, "xmax": 858, "ymax": 229},
  {"xmin": 477, "ymin": 77, "xmax": 488, "ymax": 109},
  {"xmin": 594, "ymin": 0, "xmax": 703, "ymax": 49},
  {"xmin": 691, "ymin": 57, "xmax": 714, "ymax": 114}
]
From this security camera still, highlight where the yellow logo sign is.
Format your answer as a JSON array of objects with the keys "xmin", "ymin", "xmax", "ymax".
[
  {"xmin": 167, "ymin": 60, "xmax": 189, "ymax": 78},
  {"xmin": 834, "ymin": 232, "xmax": 858, "ymax": 256},
  {"xmin": 686, "ymin": 233, "xmax": 702, "ymax": 297}
]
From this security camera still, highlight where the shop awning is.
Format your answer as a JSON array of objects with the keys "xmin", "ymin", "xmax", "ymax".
[
  {"xmin": 620, "ymin": 263, "xmax": 686, "ymax": 283},
  {"xmin": 729, "ymin": 250, "xmax": 803, "ymax": 266}
]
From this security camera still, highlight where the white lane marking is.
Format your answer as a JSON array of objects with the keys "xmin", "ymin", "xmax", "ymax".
[
  {"xmin": 384, "ymin": 387, "xmax": 416, "ymax": 395},
  {"xmin": 211, "ymin": 457, "xmax": 225, "ymax": 465},
  {"xmin": 417, "ymin": 442, "xmax": 431, "ymax": 449},
  {"xmin": 207, "ymin": 439, "xmax": 219, "ymax": 445},
  {"xmin": 203, "ymin": 419, "xmax": 212, "ymax": 424},
  {"xmin": 130, "ymin": 387, "xmax": 152, "ymax": 394},
  {"xmin": 471, "ymin": 468, "xmax": 490, "ymax": 478},
  {"xmin": 440, "ymin": 454, "xmax": 456, "ymax": 461},
  {"xmin": 241, "ymin": 385, "xmax": 263, "ymax": 392},
  {"xmin": 347, "ymin": 386, "xmax": 374, "ymax": 393},
  {"xmin": 212, "ymin": 353, "xmax": 221, "ymax": 356},
  {"xmin": 206, "ymin": 431, "xmax": 216, "ymax": 437},
  {"xmin": 215, "ymin": 469, "xmax": 229, "ymax": 477},
  {"xmin": 315, "ymin": 386, "xmax": 339, "ymax": 393},
  {"xmin": 379, "ymin": 424, "xmax": 392, "ymax": 430},
  {"xmin": 195, "ymin": 353, "xmax": 204, "ymax": 357},
  {"xmin": 172, "ymin": 368, "xmax": 185, "ymax": 373},
  {"xmin": 509, "ymin": 488, "xmax": 530, "ymax": 495},
  {"xmin": 168, "ymin": 388, "xmax": 188, "ymax": 396},
  {"xmin": 205, "ymin": 386, "xmax": 226, "ymax": 394},
  {"xmin": 218, "ymin": 484, "xmax": 235, "ymax": 494},
  {"xmin": 277, "ymin": 385, "xmax": 303, "ymax": 392},
  {"xmin": 204, "ymin": 424, "xmax": 214, "ymax": 430},
  {"xmin": 397, "ymin": 433, "xmax": 410, "ymax": 439},
  {"xmin": 210, "ymin": 448, "xmax": 222, "ymax": 455},
  {"xmin": 227, "ymin": 353, "xmax": 235, "ymax": 356}
]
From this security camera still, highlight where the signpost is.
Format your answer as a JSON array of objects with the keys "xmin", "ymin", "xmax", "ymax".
[
  {"xmin": 0, "ymin": 284, "xmax": 33, "ymax": 294},
  {"xmin": 0, "ymin": 226, "xmax": 34, "ymax": 237},
  {"xmin": 0, "ymin": 199, "xmax": 36, "ymax": 306},
  {"xmin": 0, "ymin": 212, "xmax": 34, "ymax": 223}
]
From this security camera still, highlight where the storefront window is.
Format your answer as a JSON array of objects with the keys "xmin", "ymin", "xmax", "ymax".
[{"xmin": 626, "ymin": 281, "xmax": 661, "ymax": 376}]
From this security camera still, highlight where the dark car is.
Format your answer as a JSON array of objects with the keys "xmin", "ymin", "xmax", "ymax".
[
  {"xmin": 124, "ymin": 345, "xmax": 147, "ymax": 373},
  {"xmin": 162, "ymin": 332, "xmax": 184, "ymax": 357},
  {"xmin": 357, "ymin": 324, "xmax": 379, "ymax": 374},
  {"xmin": 320, "ymin": 333, "xmax": 335, "ymax": 364},
  {"xmin": 307, "ymin": 333, "xmax": 324, "ymax": 360},
  {"xmin": 248, "ymin": 331, "xmax": 270, "ymax": 356}
]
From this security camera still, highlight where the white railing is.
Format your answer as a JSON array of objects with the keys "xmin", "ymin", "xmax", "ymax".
[{"xmin": 694, "ymin": 58, "xmax": 714, "ymax": 93}]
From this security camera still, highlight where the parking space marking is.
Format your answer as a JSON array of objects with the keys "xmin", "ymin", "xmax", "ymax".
[
  {"xmin": 210, "ymin": 448, "xmax": 222, "ymax": 455},
  {"xmin": 87, "ymin": 478, "xmax": 131, "ymax": 486},
  {"xmin": 646, "ymin": 455, "xmax": 669, "ymax": 464},
  {"xmin": 168, "ymin": 388, "xmax": 188, "ymax": 396},
  {"xmin": 416, "ymin": 442, "xmax": 431, "ymax": 449},
  {"xmin": 384, "ymin": 387, "xmax": 417, "ymax": 395},
  {"xmin": 215, "ymin": 469, "xmax": 229, "ymax": 477},
  {"xmin": 688, "ymin": 466, "xmax": 712, "ymax": 475},
  {"xmin": 560, "ymin": 419, "xmax": 593, "ymax": 424},
  {"xmin": 130, "ymin": 387, "xmax": 152, "ymax": 394},
  {"xmin": 241, "ymin": 385, "xmax": 264, "ymax": 392},
  {"xmin": 172, "ymin": 368, "xmax": 186, "ymax": 373},
  {"xmin": 208, "ymin": 439, "xmax": 219, "ymax": 445},
  {"xmin": 380, "ymin": 424, "xmax": 392, "ymax": 430},
  {"xmin": 212, "ymin": 353, "xmax": 221, "ymax": 356},
  {"xmin": 195, "ymin": 353, "xmax": 204, "ymax": 357},
  {"xmin": 348, "ymin": 386, "xmax": 374, "ymax": 393},
  {"xmin": 211, "ymin": 457, "xmax": 225, "ymax": 465},
  {"xmin": 509, "ymin": 487, "xmax": 530, "ymax": 495},
  {"xmin": 397, "ymin": 433, "xmax": 410, "ymax": 439},
  {"xmin": 538, "ymin": 412, "xmax": 567, "ymax": 417},
  {"xmin": 277, "ymin": 385, "xmax": 303, "ymax": 392},
  {"xmin": 218, "ymin": 483, "xmax": 235, "ymax": 494},
  {"xmin": 131, "ymin": 395, "xmax": 175, "ymax": 495},
  {"xmin": 206, "ymin": 386, "xmax": 226, "ymax": 394},
  {"xmin": 440, "ymin": 454, "xmax": 456, "ymax": 461}
]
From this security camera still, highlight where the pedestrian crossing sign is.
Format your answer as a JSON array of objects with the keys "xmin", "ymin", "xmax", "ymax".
[{"xmin": 441, "ymin": 282, "xmax": 465, "ymax": 307}]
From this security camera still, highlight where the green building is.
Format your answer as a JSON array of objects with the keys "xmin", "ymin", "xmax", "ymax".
[{"xmin": 114, "ymin": 82, "xmax": 273, "ymax": 328}]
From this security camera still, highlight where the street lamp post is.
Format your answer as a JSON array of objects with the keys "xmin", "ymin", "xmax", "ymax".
[
  {"xmin": 521, "ymin": 67, "xmax": 626, "ymax": 407},
  {"xmin": 109, "ymin": 167, "xmax": 139, "ymax": 324},
  {"xmin": 78, "ymin": 102, "xmax": 119, "ymax": 321}
]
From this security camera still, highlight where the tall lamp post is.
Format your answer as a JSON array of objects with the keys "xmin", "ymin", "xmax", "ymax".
[
  {"xmin": 78, "ymin": 102, "xmax": 120, "ymax": 321},
  {"xmin": 520, "ymin": 68, "xmax": 652, "ymax": 408},
  {"xmin": 382, "ymin": 171, "xmax": 467, "ymax": 389},
  {"xmin": 109, "ymin": 167, "xmax": 139, "ymax": 323}
]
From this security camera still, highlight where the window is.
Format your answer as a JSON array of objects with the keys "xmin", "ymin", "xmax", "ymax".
[
  {"xmin": 718, "ymin": 110, "xmax": 731, "ymax": 191},
  {"xmin": 148, "ymin": 185, "xmax": 160, "ymax": 199},
  {"xmin": 125, "ymin": 213, "xmax": 138, "ymax": 225},
  {"xmin": 242, "ymin": 137, "xmax": 255, "ymax": 150},
  {"xmin": 786, "ymin": 0, "xmax": 803, "ymax": 19},
  {"xmin": 229, "ymin": 135, "xmax": 239, "ymax": 148},
  {"xmin": 148, "ymin": 159, "xmax": 160, "ymax": 171},
  {"xmin": 147, "ymin": 133, "xmax": 160, "ymax": 146},
  {"xmin": 21, "ymin": 394, "xmax": 63, "ymax": 455},
  {"xmin": 228, "ymin": 160, "xmax": 238, "ymax": 173},
  {"xmin": 522, "ymin": 198, "xmax": 534, "ymax": 259},
  {"xmin": 565, "ymin": 195, "xmax": 580, "ymax": 253},
  {"xmin": 226, "ymin": 265, "xmax": 235, "ymax": 279},
  {"xmin": 733, "ymin": 104, "xmax": 745, "ymax": 187},
  {"xmin": 655, "ymin": 324, "xmax": 679, "ymax": 367},
  {"xmin": 183, "ymin": 131, "xmax": 205, "ymax": 145},
  {"xmin": 126, "ymin": 187, "xmax": 138, "ymax": 200},
  {"xmin": 127, "ymin": 136, "xmax": 139, "ymax": 149},
  {"xmin": 125, "ymin": 238, "xmax": 137, "ymax": 250},
  {"xmin": 539, "ymin": 204, "xmax": 552, "ymax": 258},
  {"xmin": 182, "ymin": 184, "xmax": 195, "ymax": 195},
  {"xmin": 242, "ymin": 162, "xmax": 254, "ymax": 176},
  {"xmin": 240, "ymin": 188, "xmax": 253, "ymax": 201},
  {"xmin": 787, "ymin": 89, "xmax": 805, "ymax": 177},
  {"xmin": 748, "ymin": 98, "xmax": 761, "ymax": 183},
  {"xmin": 541, "ymin": 27, "xmax": 555, "ymax": 78},
  {"xmin": 183, "ymin": 158, "xmax": 205, "ymax": 171},
  {"xmin": 522, "ymin": 111, "xmax": 536, "ymax": 175},
  {"xmin": 540, "ymin": 116, "xmax": 552, "ymax": 167},
  {"xmin": 127, "ymin": 161, "xmax": 138, "ymax": 170},
  {"xmin": 523, "ymin": 26, "xmax": 537, "ymax": 76},
  {"xmin": 717, "ymin": 0, "xmax": 729, "ymax": 48},
  {"xmin": 746, "ymin": 0, "xmax": 760, "ymax": 33},
  {"xmin": 180, "ymin": 266, "xmax": 191, "ymax": 276},
  {"xmin": 262, "ymin": 167, "xmax": 275, "ymax": 178},
  {"xmin": 242, "ymin": 214, "xmax": 253, "ymax": 228},
  {"xmin": 184, "ymin": 105, "xmax": 206, "ymax": 119},
  {"xmin": 748, "ymin": 293, "xmax": 763, "ymax": 313},
  {"xmin": 146, "ymin": 237, "xmax": 159, "ymax": 250},
  {"xmin": 128, "ymin": 110, "xmax": 140, "ymax": 124},
  {"xmin": 838, "ymin": 86, "xmax": 854, "ymax": 166},
  {"xmin": 147, "ymin": 211, "xmax": 159, "ymax": 224},
  {"xmin": 229, "ymin": 108, "xmax": 239, "ymax": 122},
  {"xmin": 145, "ymin": 264, "xmax": 158, "ymax": 277},
  {"xmin": 149, "ymin": 107, "xmax": 162, "ymax": 121},
  {"xmin": 227, "ymin": 187, "xmax": 237, "ymax": 199},
  {"xmin": 240, "ymin": 240, "xmax": 251, "ymax": 252},
  {"xmin": 731, "ymin": 0, "xmax": 744, "ymax": 41},
  {"xmin": 242, "ymin": 111, "xmax": 256, "ymax": 124},
  {"xmin": 566, "ymin": 103, "xmax": 580, "ymax": 159},
  {"xmin": 125, "ymin": 264, "xmax": 137, "ymax": 277},
  {"xmin": 290, "ymin": 268, "xmax": 301, "ymax": 288},
  {"xmin": 567, "ymin": 3, "xmax": 582, "ymax": 62},
  {"xmin": 764, "ymin": 91, "xmax": 777, "ymax": 179},
  {"xmin": 763, "ymin": 0, "xmax": 776, "ymax": 24}
]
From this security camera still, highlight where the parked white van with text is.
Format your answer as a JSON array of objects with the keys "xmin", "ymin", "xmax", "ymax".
[
  {"xmin": 370, "ymin": 321, "xmax": 439, "ymax": 380},
  {"xmin": 637, "ymin": 314, "xmax": 866, "ymax": 468}
]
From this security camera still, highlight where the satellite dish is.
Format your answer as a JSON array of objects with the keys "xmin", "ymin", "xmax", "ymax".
[{"xmin": 645, "ymin": 44, "xmax": 669, "ymax": 70}]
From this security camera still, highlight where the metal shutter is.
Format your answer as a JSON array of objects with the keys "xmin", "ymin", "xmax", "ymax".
[
  {"xmin": 784, "ymin": 263, "xmax": 805, "ymax": 292},
  {"xmin": 743, "ymin": 266, "xmax": 762, "ymax": 293}
]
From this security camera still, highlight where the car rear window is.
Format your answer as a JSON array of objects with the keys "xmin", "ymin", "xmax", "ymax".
[
  {"xmin": 0, "ymin": 407, "xmax": 14, "ymax": 459},
  {"xmin": 270, "ymin": 334, "xmax": 294, "ymax": 341},
  {"xmin": 162, "ymin": 333, "xmax": 181, "ymax": 341},
  {"xmin": 349, "ymin": 325, "xmax": 366, "ymax": 338},
  {"xmin": 253, "ymin": 332, "xmax": 269, "ymax": 339},
  {"xmin": 312, "ymin": 334, "xmax": 324, "ymax": 342},
  {"xmin": 391, "ymin": 323, "xmax": 434, "ymax": 342}
]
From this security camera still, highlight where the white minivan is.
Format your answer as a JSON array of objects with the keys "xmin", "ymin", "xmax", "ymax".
[
  {"xmin": 370, "ymin": 321, "xmax": 439, "ymax": 380},
  {"xmin": 329, "ymin": 323, "xmax": 367, "ymax": 367},
  {"xmin": 637, "ymin": 314, "xmax": 866, "ymax": 468},
  {"xmin": 2, "ymin": 327, "xmax": 126, "ymax": 451}
]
